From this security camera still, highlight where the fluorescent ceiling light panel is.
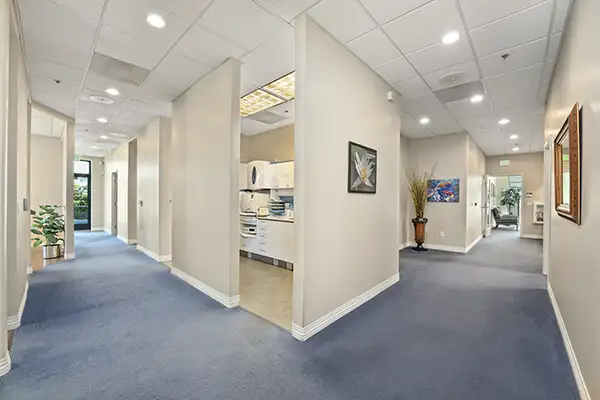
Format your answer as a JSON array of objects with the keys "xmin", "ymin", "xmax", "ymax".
[
  {"xmin": 240, "ymin": 89, "xmax": 285, "ymax": 117},
  {"xmin": 262, "ymin": 72, "xmax": 295, "ymax": 100}
]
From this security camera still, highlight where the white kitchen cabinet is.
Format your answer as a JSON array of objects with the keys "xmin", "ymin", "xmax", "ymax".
[
  {"xmin": 239, "ymin": 163, "xmax": 248, "ymax": 190},
  {"xmin": 265, "ymin": 161, "xmax": 294, "ymax": 189},
  {"xmin": 257, "ymin": 219, "xmax": 294, "ymax": 263}
]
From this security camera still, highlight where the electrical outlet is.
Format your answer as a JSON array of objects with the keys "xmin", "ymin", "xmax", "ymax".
[{"xmin": 440, "ymin": 231, "xmax": 445, "ymax": 237}]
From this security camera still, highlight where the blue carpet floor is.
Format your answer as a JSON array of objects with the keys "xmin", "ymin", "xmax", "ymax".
[{"xmin": 0, "ymin": 230, "xmax": 578, "ymax": 399}]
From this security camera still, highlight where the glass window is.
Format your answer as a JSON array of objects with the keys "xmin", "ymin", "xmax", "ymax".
[{"xmin": 74, "ymin": 160, "xmax": 90, "ymax": 175}]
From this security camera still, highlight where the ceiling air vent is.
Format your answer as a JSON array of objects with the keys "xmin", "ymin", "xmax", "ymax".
[
  {"xmin": 435, "ymin": 81, "xmax": 485, "ymax": 104},
  {"xmin": 88, "ymin": 52, "xmax": 151, "ymax": 86},
  {"xmin": 247, "ymin": 110, "xmax": 288, "ymax": 124}
]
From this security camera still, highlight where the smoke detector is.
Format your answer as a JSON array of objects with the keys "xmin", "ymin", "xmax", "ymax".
[{"xmin": 89, "ymin": 95, "xmax": 114, "ymax": 105}]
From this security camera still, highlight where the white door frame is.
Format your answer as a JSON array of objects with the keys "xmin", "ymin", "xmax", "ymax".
[
  {"xmin": 543, "ymin": 137, "xmax": 554, "ymax": 276},
  {"xmin": 483, "ymin": 175, "xmax": 493, "ymax": 237},
  {"xmin": 111, "ymin": 172, "xmax": 118, "ymax": 235},
  {"xmin": 487, "ymin": 173, "xmax": 524, "ymax": 236}
]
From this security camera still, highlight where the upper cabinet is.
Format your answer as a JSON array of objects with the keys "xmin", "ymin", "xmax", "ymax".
[{"xmin": 266, "ymin": 161, "xmax": 294, "ymax": 189}]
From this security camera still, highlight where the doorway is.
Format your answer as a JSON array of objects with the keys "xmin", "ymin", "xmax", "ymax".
[
  {"xmin": 74, "ymin": 160, "xmax": 91, "ymax": 231},
  {"xmin": 487, "ymin": 174, "xmax": 523, "ymax": 235},
  {"xmin": 111, "ymin": 172, "xmax": 118, "ymax": 235}
]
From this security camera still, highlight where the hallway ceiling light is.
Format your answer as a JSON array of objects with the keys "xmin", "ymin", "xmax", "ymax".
[
  {"xmin": 498, "ymin": 118, "xmax": 510, "ymax": 125},
  {"xmin": 110, "ymin": 132, "xmax": 127, "ymax": 138},
  {"xmin": 240, "ymin": 89, "xmax": 285, "ymax": 117},
  {"xmin": 262, "ymin": 72, "xmax": 295, "ymax": 100},
  {"xmin": 510, "ymin": 134, "xmax": 519, "ymax": 139},
  {"xmin": 442, "ymin": 31, "xmax": 460, "ymax": 44},
  {"xmin": 97, "ymin": 117, "xmax": 108, "ymax": 123},
  {"xmin": 147, "ymin": 14, "xmax": 166, "ymax": 28},
  {"xmin": 470, "ymin": 94, "xmax": 484, "ymax": 103},
  {"xmin": 91, "ymin": 145, "xmax": 100, "ymax": 149},
  {"xmin": 512, "ymin": 147, "xmax": 519, "ymax": 152},
  {"xmin": 100, "ymin": 135, "xmax": 108, "ymax": 140},
  {"xmin": 419, "ymin": 117, "xmax": 430, "ymax": 125},
  {"xmin": 105, "ymin": 87, "xmax": 119, "ymax": 96}
]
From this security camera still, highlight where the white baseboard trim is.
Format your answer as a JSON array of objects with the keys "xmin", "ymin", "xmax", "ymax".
[
  {"xmin": 399, "ymin": 242, "xmax": 411, "ymax": 251},
  {"xmin": 0, "ymin": 352, "xmax": 11, "ymax": 377},
  {"xmin": 136, "ymin": 245, "xmax": 160, "ymax": 261},
  {"xmin": 409, "ymin": 242, "xmax": 466, "ymax": 253},
  {"xmin": 91, "ymin": 227, "xmax": 104, "ymax": 232},
  {"xmin": 64, "ymin": 252, "xmax": 75, "ymax": 260},
  {"xmin": 522, "ymin": 233, "xmax": 543, "ymax": 240},
  {"xmin": 292, "ymin": 272, "xmax": 400, "ymax": 342},
  {"xmin": 170, "ymin": 266, "xmax": 239, "ymax": 309},
  {"xmin": 27, "ymin": 265, "xmax": 33, "ymax": 275},
  {"xmin": 159, "ymin": 255, "xmax": 172, "ymax": 262},
  {"xmin": 117, "ymin": 235, "xmax": 136, "ymax": 245},
  {"xmin": 465, "ymin": 235, "xmax": 483, "ymax": 253},
  {"xmin": 7, "ymin": 281, "xmax": 29, "ymax": 330},
  {"xmin": 548, "ymin": 284, "xmax": 591, "ymax": 400}
]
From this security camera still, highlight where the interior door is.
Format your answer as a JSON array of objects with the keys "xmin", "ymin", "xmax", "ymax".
[
  {"xmin": 111, "ymin": 172, "xmax": 118, "ymax": 235},
  {"xmin": 483, "ymin": 175, "xmax": 493, "ymax": 237}
]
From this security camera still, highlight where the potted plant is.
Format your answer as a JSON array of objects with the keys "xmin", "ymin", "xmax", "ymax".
[
  {"xmin": 31, "ymin": 205, "xmax": 65, "ymax": 259},
  {"xmin": 408, "ymin": 168, "xmax": 432, "ymax": 252},
  {"xmin": 500, "ymin": 188, "xmax": 521, "ymax": 215}
]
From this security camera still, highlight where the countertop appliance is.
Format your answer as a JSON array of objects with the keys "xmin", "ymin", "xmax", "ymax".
[{"xmin": 240, "ymin": 192, "xmax": 270, "ymax": 214}]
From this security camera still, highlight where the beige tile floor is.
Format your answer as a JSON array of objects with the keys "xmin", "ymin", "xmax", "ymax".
[{"xmin": 239, "ymin": 256, "xmax": 293, "ymax": 331}]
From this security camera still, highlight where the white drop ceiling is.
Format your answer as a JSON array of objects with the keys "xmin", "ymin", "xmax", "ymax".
[{"xmin": 17, "ymin": 0, "xmax": 570, "ymax": 157}]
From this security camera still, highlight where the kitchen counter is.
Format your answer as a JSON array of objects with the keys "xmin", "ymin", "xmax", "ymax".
[{"xmin": 257, "ymin": 216, "xmax": 294, "ymax": 223}]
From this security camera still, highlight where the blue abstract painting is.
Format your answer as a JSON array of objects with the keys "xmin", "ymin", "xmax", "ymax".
[{"xmin": 428, "ymin": 179, "xmax": 460, "ymax": 203}]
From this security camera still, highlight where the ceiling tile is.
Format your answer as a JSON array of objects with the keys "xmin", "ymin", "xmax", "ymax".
[
  {"xmin": 78, "ymin": 87, "xmax": 129, "ymax": 115},
  {"xmin": 485, "ymin": 64, "xmax": 543, "ymax": 101},
  {"xmin": 445, "ymin": 97, "xmax": 496, "ymax": 132},
  {"xmin": 346, "ymin": 29, "xmax": 401, "ymax": 67},
  {"xmin": 383, "ymin": 0, "xmax": 464, "ymax": 54},
  {"xmin": 359, "ymin": 0, "xmax": 433, "ymax": 25},
  {"xmin": 198, "ymin": 0, "xmax": 287, "ymax": 51},
  {"xmin": 401, "ymin": 113, "xmax": 435, "ymax": 138},
  {"xmin": 241, "ymin": 27, "xmax": 295, "ymax": 88},
  {"xmin": 418, "ymin": 105, "xmax": 463, "ymax": 135},
  {"xmin": 552, "ymin": 0, "xmax": 572, "ymax": 33},
  {"xmin": 254, "ymin": 0, "xmax": 321, "ymax": 22},
  {"xmin": 542, "ymin": 61, "xmax": 555, "ymax": 81},
  {"xmin": 469, "ymin": 1, "xmax": 553, "ymax": 57},
  {"xmin": 373, "ymin": 56, "xmax": 418, "ymax": 84},
  {"xmin": 394, "ymin": 77, "xmax": 431, "ymax": 98},
  {"xmin": 268, "ymin": 100, "xmax": 295, "ymax": 119},
  {"xmin": 175, "ymin": 23, "xmax": 246, "ymax": 68},
  {"xmin": 308, "ymin": 0, "xmax": 378, "ymax": 43},
  {"xmin": 406, "ymin": 40, "xmax": 473, "ymax": 76},
  {"xmin": 124, "ymin": 99, "xmax": 172, "ymax": 117},
  {"xmin": 83, "ymin": 72, "xmax": 141, "ymax": 99},
  {"xmin": 241, "ymin": 117, "xmax": 271, "ymax": 135},
  {"xmin": 96, "ymin": 24, "xmax": 169, "ymax": 70},
  {"xmin": 422, "ymin": 60, "xmax": 480, "ymax": 91},
  {"xmin": 400, "ymin": 93, "xmax": 442, "ymax": 117},
  {"xmin": 546, "ymin": 33, "xmax": 562, "ymax": 61},
  {"xmin": 458, "ymin": 0, "xmax": 545, "ymax": 29},
  {"xmin": 138, "ymin": 52, "xmax": 213, "ymax": 102},
  {"xmin": 478, "ymin": 38, "xmax": 547, "ymax": 78},
  {"xmin": 19, "ymin": 0, "xmax": 98, "ymax": 71},
  {"xmin": 26, "ymin": 55, "xmax": 86, "ymax": 86},
  {"xmin": 48, "ymin": 0, "xmax": 106, "ymax": 20}
]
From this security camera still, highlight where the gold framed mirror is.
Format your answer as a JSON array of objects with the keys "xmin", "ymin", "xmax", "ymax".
[{"xmin": 554, "ymin": 103, "xmax": 581, "ymax": 225}]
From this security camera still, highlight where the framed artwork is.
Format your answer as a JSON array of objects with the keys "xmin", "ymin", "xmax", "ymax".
[
  {"xmin": 553, "ymin": 102, "xmax": 581, "ymax": 225},
  {"xmin": 348, "ymin": 141, "xmax": 377, "ymax": 194},
  {"xmin": 428, "ymin": 178, "xmax": 460, "ymax": 203},
  {"xmin": 533, "ymin": 201, "xmax": 544, "ymax": 225}
]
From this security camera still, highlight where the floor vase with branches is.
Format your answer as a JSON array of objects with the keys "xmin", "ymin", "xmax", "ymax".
[{"xmin": 408, "ymin": 169, "xmax": 431, "ymax": 252}]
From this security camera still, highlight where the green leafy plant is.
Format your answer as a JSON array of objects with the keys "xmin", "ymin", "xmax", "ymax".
[
  {"xmin": 500, "ymin": 188, "xmax": 521, "ymax": 214},
  {"xmin": 31, "ymin": 205, "xmax": 65, "ymax": 247},
  {"xmin": 407, "ymin": 168, "xmax": 433, "ymax": 219}
]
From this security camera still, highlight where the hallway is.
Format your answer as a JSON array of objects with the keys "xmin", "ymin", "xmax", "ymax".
[{"xmin": 0, "ymin": 232, "xmax": 577, "ymax": 399}]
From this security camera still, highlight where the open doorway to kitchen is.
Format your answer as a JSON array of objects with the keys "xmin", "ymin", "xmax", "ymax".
[
  {"xmin": 238, "ymin": 71, "xmax": 295, "ymax": 331},
  {"xmin": 74, "ymin": 160, "xmax": 91, "ymax": 231},
  {"xmin": 487, "ymin": 174, "xmax": 523, "ymax": 236}
]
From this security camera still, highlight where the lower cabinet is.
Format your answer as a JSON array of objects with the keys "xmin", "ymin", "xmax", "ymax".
[{"xmin": 240, "ymin": 220, "xmax": 294, "ymax": 263}]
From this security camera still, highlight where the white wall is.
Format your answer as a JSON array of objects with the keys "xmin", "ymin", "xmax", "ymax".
[
  {"xmin": 104, "ymin": 142, "xmax": 130, "ymax": 241},
  {"xmin": 172, "ymin": 59, "xmax": 240, "ymax": 299},
  {"xmin": 466, "ymin": 135, "xmax": 486, "ymax": 246},
  {"xmin": 544, "ymin": 0, "xmax": 599, "ymax": 396},
  {"xmin": 31, "ymin": 135, "xmax": 63, "ymax": 210},
  {"xmin": 400, "ymin": 136, "xmax": 410, "ymax": 247},
  {"xmin": 127, "ymin": 140, "xmax": 137, "ymax": 243},
  {"xmin": 77, "ymin": 156, "xmax": 105, "ymax": 230},
  {"xmin": 408, "ymin": 133, "xmax": 468, "ymax": 250},
  {"xmin": 486, "ymin": 153, "xmax": 544, "ymax": 238},
  {"xmin": 294, "ymin": 16, "xmax": 401, "ymax": 329},
  {"xmin": 136, "ymin": 117, "xmax": 171, "ymax": 259}
]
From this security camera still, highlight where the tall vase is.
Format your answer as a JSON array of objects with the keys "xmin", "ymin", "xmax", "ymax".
[{"xmin": 412, "ymin": 217, "xmax": 428, "ymax": 252}]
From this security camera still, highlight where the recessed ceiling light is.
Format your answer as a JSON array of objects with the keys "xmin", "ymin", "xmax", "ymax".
[
  {"xmin": 510, "ymin": 134, "xmax": 519, "ymax": 139},
  {"xmin": 147, "ymin": 14, "xmax": 165, "ymax": 28},
  {"xmin": 97, "ymin": 117, "xmax": 108, "ymax": 123},
  {"xmin": 91, "ymin": 145, "xmax": 100, "ymax": 149},
  {"xmin": 105, "ymin": 88, "xmax": 119, "ymax": 96},
  {"xmin": 442, "ymin": 31, "xmax": 460, "ymax": 44},
  {"xmin": 100, "ymin": 135, "xmax": 108, "ymax": 140},
  {"xmin": 470, "ymin": 94, "xmax": 484, "ymax": 103},
  {"xmin": 498, "ymin": 118, "xmax": 510, "ymax": 125},
  {"xmin": 110, "ymin": 132, "xmax": 127, "ymax": 138},
  {"xmin": 420, "ymin": 117, "xmax": 430, "ymax": 125},
  {"xmin": 89, "ymin": 95, "xmax": 114, "ymax": 105},
  {"xmin": 512, "ymin": 147, "xmax": 520, "ymax": 152}
]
